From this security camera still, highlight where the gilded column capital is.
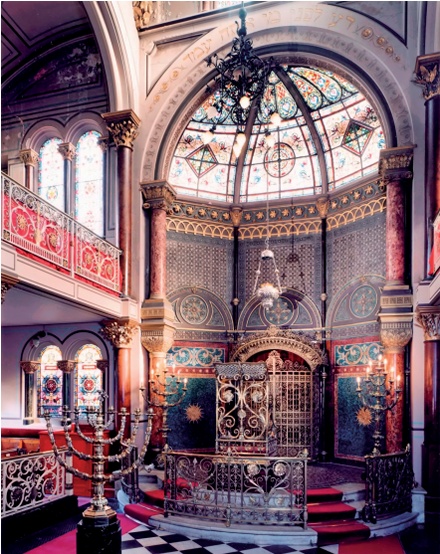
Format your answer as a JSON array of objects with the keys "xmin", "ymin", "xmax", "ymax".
[
  {"xmin": 379, "ymin": 146, "xmax": 414, "ymax": 184},
  {"xmin": 101, "ymin": 320, "xmax": 138, "ymax": 348},
  {"xmin": 57, "ymin": 360, "xmax": 76, "ymax": 373},
  {"xmin": 101, "ymin": 109, "xmax": 141, "ymax": 150},
  {"xmin": 96, "ymin": 360, "xmax": 109, "ymax": 372},
  {"xmin": 1, "ymin": 272, "xmax": 19, "ymax": 304},
  {"xmin": 416, "ymin": 305, "xmax": 440, "ymax": 341},
  {"xmin": 230, "ymin": 206, "xmax": 243, "ymax": 227},
  {"xmin": 19, "ymin": 149, "xmax": 38, "ymax": 167},
  {"xmin": 58, "ymin": 142, "xmax": 76, "ymax": 161},
  {"xmin": 133, "ymin": 1, "xmax": 153, "ymax": 29},
  {"xmin": 20, "ymin": 361, "xmax": 41, "ymax": 374},
  {"xmin": 380, "ymin": 321, "xmax": 412, "ymax": 353},
  {"xmin": 141, "ymin": 326, "xmax": 176, "ymax": 355},
  {"xmin": 140, "ymin": 180, "xmax": 177, "ymax": 213},
  {"xmin": 315, "ymin": 196, "xmax": 330, "ymax": 219},
  {"xmin": 414, "ymin": 53, "xmax": 440, "ymax": 101}
]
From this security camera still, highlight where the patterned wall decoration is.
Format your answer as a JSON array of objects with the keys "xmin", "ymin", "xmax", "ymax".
[
  {"xmin": 167, "ymin": 377, "xmax": 216, "ymax": 451},
  {"xmin": 167, "ymin": 343, "xmax": 226, "ymax": 377},
  {"xmin": 167, "ymin": 232, "xmax": 234, "ymax": 305},
  {"xmin": 334, "ymin": 341, "xmax": 382, "ymax": 366}
]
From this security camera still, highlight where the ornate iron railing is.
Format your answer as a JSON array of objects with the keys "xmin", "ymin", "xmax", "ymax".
[
  {"xmin": 362, "ymin": 445, "xmax": 415, "ymax": 523},
  {"xmin": 1, "ymin": 449, "xmax": 68, "ymax": 518},
  {"xmin": 164, "ymin": 450, "xmax": 307, "ymax": 527},
  {"xmin": 120, "ymin": 446, "xmax": 142, "ymax": 503},
  {"xmin": 2, "ymin": 173, "xmax": 121, "ymax": 292}
]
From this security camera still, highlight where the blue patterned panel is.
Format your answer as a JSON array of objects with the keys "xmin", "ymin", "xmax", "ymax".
[
  {"xmin": 335, "ymin": 342, "xmax": 382, "ymax": 366},
  {"xmin": 168, "ymin": 347, "xmax": 226, "ymax": 368},
  {"xmin": 167, "ymin": 378, "xmax": 216, "ymax": 450},
  {"xmin": 266, "ymin": 297, "xmax": 295, "ymax": 326},
  {"xmin": 350, "ymin": 285, "xmax": 377, "ymax": 318}
]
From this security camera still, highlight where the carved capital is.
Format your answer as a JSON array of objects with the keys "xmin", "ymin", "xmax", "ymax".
[
  {"xmin": 58, "ymin": 142, "xmax": 76, "ymax": 161},
  {"xmin": 57, "ymin": 360, "xmax": 76, "ymax": 373},
  {"xmin": 20, "ymin": 361, "xmax": 41, "ymax": 374},
  {"xmin": 380, "ymin": 321, "xmax": 412, "ymax": 352},
  {"xmin": 1, "ymin": 272, "xmax": 19, "ymax": 303},
  {"xmin": 414, "ymin": 53, "xmax": 440, "ymax": 101},
  {"xmin": 133, "ymin": 1, "xmax": 153, "ymax": 30},
  {"xmin": 101, "ymin": 320, "xmax": 138, "ymax": 348},
  {"xmin": 19, "ymin": 149, "xmax": 38, "ymax": 167},
  {"xmin": 96, "ymin": 360, "xmax": 109, "ymax": 372},
  {"xmin": 140, "ymin": 180, "xmax": 177, "ymax": 213},
  {"xmin": 230, "ymin": 206, "xmax": 243, "ymax": 227},
  {"xmin": 102, "ymin": 109, "xmax": 141, "ymax": 150},
  {"xmin": 379, "ymin": 146, "xmax": 414, "ymax": 184},
  {"xmin": 97, "ymin": 136, "xmax": 110, "ymax": 152},
  {"xmin": 141, "ymin": 326, "xmax": 176, "ymax": 354},
  {"xmin": 416, "ymin": 305, "xmax": 440, "ymax": 341},
  {"xmin": 315, "ymin": 196, "xmax": 330, "ymax": 219}
]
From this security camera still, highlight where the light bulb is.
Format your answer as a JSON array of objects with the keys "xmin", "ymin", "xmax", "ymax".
[
  {"xmin": 207, "ymin": 105, "xmax": 219, "ymax": 119},
  {"xmin": 233, "ymin": 142, "xmax": 243, "ymax": 157},
  {"xmin": 266, "ymin": 133, "xmax": 276, "ymax": 148},
  {"xmin": 239, "ymin": 95, "xmax": 250, "ymax": 109},
  {"xmin": 236, "ymin": 132, "xmax": 246, "ymax": 146},
  {"xmin": 202, "ymin": 129, "xmax": 214, "ymax": 145},
  {"xmin": 270, "ymin": 112, "xmax": 281, "ymax": 126}
]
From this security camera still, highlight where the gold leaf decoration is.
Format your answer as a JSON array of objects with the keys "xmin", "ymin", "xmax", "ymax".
[
  {"xmin": 186, "ymin": 404, "xmax": 203, "ymax": 423},
  {"xmin": 357, "ymin": 406, "xmax": 372, "ymax": 426}
]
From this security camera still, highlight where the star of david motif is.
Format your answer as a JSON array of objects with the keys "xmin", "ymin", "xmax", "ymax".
[
  {"xmin": 186, "ymin": 144, "xmax": 218, "ymax": 177},
  {"xmin": 342, "ymin": 119, "xmax": 373, "ymax": 156}
]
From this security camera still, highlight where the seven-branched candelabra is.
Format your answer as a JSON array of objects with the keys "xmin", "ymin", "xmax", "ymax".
[{"xmin": 356, "ymin": 355, "xmax": 401, "ymax": 455}]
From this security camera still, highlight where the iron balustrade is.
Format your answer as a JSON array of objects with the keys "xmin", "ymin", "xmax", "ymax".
[
  {"xmin": 2, "ymin": 173, "xmax": 121, "ymax": 292},
  {"xmin": 362, "ymin": 445, "xmax": 415, "ymax": 523},
  {"xmin": 1, "ymin": 449, "xmax": 69, "ymax": 518},
  {"xmin": 164, "ymin": 450, "xmax": 308, "ymax": 527}
]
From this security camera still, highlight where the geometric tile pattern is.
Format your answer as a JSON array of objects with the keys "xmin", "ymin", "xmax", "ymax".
[{"xmin": 122, "ymin": 525, "xmax": 339, "ymax": 554}]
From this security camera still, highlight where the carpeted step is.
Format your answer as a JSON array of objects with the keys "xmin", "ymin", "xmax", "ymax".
[
  {"xmin": 309, "ymin": 520, "xmax": 371, "ymax": 546},
  {"xmin": 124, "ymin": 502, "xmax": 164, "ymax": 525},
  {"xmin": 307, "ymin": 501, "xmax": 357, "ymax": 522},
  {"xmin": 143, "ymin": 488, "xmax": 165, "ymax": 507},
  {"xmin": 307, "ymin": 488, "xmax": 343, "ymax": 503}
]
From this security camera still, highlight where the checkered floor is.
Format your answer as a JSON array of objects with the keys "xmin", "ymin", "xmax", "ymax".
[{"xmin": 122, "ymin": 525, "xmax": 339, "ymax": 554}]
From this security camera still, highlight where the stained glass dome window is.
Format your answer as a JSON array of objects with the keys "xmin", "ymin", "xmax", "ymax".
[
  {"xmin": 38, "ymin": 138, "xmax": 64, "ymax": 211},
  {"xmin": 169, "ymin": 64, "xmax": 386, "ymax": 203},
  {"xmin": 38, "ymin": 345, "xmax": 63, "ymax": 416},
  {"xmin": 75, "ymin": 131, "xmax": 104, "ymax": 236},
  {"xmin": 74, "ymin": 344, "xmax": 103, "ymax": 415}
]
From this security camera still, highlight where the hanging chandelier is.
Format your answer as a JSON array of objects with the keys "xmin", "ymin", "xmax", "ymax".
[{"xmin": 204, "ymin": 3, "xmax": 279, "ymax": 157}]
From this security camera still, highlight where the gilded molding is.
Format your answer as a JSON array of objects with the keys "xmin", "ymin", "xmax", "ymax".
[
  {"xmin": 414, "ymin": 53, "xmax": 440, "ymax": 101},
  {"xmin": 230, "ymin": 326, "xmax": 323, "ymax": 370},
  {"xmin": 58, "ymin": 142, "xmax": 76, "ymax": 161},
  {"xmin": 167, "ymin": 218, "xmax": 234, "ymax": 239},
  {"xmin": 19, "ymin": 149, "xmax": 38, "ymax": 167},
  {"xmin": 57, "ymin": 360, "xmax": 76, "ymax": 373},
  {"xmin": 20, "ymin": 361, "xmax": 41, "ymax": 374},
  {"xmin": 102, "ymin": 110, "xmax": 141, "ymax": 150},
  {"xmin": 416, "ymin": 306, "xmax": 440, "ymax": 341},
  {"xmin": 315, "ymin": 196, "xmax": 330, "ymax": 219},
  {"xmin": 230, "ymin": 206, "xmax": 243, "ymax": 228},
  {"xmin": 140, "ymin": 327, "xmax": 176, "ymax": 354},
  {"xmin": 140, "ymin": 180, "xmax": 177, "ymax": 212},
  {"xmin": 100, "ymin": 320, "xmax": 138, "ymax": 348},
  {"xmin": 379, "ymin": 146, "xmax": 414, "ymax": 184},
  {"xmin": 380, "ymin": 321, "xmax": 412, "ymax": 352}
]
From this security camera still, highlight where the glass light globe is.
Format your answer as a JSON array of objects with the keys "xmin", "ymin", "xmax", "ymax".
[
  {"xmin": 233, "ymin": 142, "xmax": 242, "ymax": 157},
  {"xmin": 236, "ymin": 132, "xmax": 246, "ymax": 146},
  {"xmin": 239, "ymin": 95, "xmax": 250, "ymax": 109},
  {"xmin": 270, "ymin": 112, "xmax": 282, "ymax": 126}
]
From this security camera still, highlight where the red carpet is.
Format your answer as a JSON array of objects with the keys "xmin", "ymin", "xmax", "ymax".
[
  {"xmin": 25, "ymin": 514, "xmax": 139, "ymax": 554},
  {"xmin": 339, "ymin": 534, "xmax": 405, "ymax": 553}
]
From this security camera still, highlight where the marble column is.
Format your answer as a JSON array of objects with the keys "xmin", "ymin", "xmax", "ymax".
[
  {"xmin": 414, "ymin": 53, "xmax": 440, "ymax": 275},
  {"xmin": 378, "ymin": 146, "xmax": 413, "ymax": 452},
  {"xmin": 102, "ymin": 110, "xmax": 141, "ymax": 297},
  {"xmin": 416, "ymin": 306, "xmax": 440, "ymax": 526},
  {"xmin": 101, "ymin": 320, "xmax": 137, "ymax": 429},
  {"xmin": 20, "ymin": 361, "xmax": 40, "ymax": 425},
  {"xmin": 140, "ymin": 181, "xmax": 177, "ymax": 453},
  {"xmin": 19, "ymin": 149, "xmax": 38, "ymax": 190},
  {"xmin": 57, "ymin": 360, "xmax": 76, "ymax": 415},
  {"xmin": 58, "ymin": 143, "xmax": 75, "ymax": 215}
]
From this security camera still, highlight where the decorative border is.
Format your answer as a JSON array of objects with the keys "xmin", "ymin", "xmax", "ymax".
[{"xmin": 334, "ymin": 341, "xmax": 382, "ymax": 366}]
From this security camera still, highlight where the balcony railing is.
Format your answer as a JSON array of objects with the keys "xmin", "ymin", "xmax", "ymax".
[
  {"xmin": 164, "ymin": 450, "xmax": 308, "ymax": 527},
  {"xmin": 1, "ymin": 449, "xmax": 68, "ymax": 518},
  {"xmin": 2, "ymin": 173, "xmax": 121, "ymax": 292}
]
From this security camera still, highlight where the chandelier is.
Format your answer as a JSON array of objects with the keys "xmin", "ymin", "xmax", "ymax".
[{"xmin": 204, "ymin": 3, "xmax": 279, "ymax": 157}]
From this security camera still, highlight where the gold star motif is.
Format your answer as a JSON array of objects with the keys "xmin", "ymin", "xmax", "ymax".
[
  {"xmin": 256, "ymin": 211, "xmax": 264, "ymax": 219},
  {"xmin": 222, "ymin": 212, "xmax": 230, "ymax": 220},
  {"xmin": 244, "ymin": 213, "xmax": 251, "ymax": 221},
  {"xmin": 211, "ymin": 210, "xmax": 218, "ymax": 218},
  {"xmin": 353, "ymin": 191, "xmax": 361, "ymax": 199},
  {"xmin": 186, "ymin": 404, "xmax": 203, "ymax": 423},
  {"xmin": 174, "ymin": 205, "xmax": 181, "ymax": 212},
  {"xmin": 295, "ymin": 208, "xmax": 303, "ymax": 216},
  {"xmin": 270, "ymin": 210, "xmax": 277, "ymax": 218},
  {"xmin": 365, "ymin": 185, "xmax": 373, "ymax": 194},
  {"xmin": 198, "ymin": 208, "xmax": 206, "ymax": 216},
  {"xmin": 341, "ymin": 196, "xmax": 349, "ymax": 204},
  {"xmin": 282, "ymin": 209, "xmax": 289, "ymax": 217},
  {"xmin": 331, "ymin": 200, "xmax": 338, "ymax": 209},
  {"xmin": 308, "ymin": 206, "xmax": 316, "ymax": 214},
  {"xmin": 186, "ymin": 206, "xmax": 194, "ymax": 214}
]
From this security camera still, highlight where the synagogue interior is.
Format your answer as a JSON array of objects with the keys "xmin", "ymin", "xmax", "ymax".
[{"xmin": 1, "ymin": 1, "xmax": 440, "ymax": 553}]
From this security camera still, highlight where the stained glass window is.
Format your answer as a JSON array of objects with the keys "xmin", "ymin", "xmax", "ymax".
[
  {"xmin": 38, "ymin": 138, "xmax": 64, "ymax": 211},
  {"xmin": 75, "ymin": 131, "xmax": 104, "ymax": 236},
  {"xmin": 74, "ymin": 344, "xmax": 103, "ymax": 415},
  {"xmin": 38, "ymin": 345, "xmax": 63, "ymax": 416},
  {"xmin": 169, "ymin": 64, "xmax": 386, "ymax": 202}
]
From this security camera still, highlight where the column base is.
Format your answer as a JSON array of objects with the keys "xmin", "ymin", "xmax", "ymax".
[{"xmin": 76, "ymin": 512, "xmax": 121, "ymax": 554}]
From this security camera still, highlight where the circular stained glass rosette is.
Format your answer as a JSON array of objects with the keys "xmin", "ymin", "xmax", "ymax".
[{"xmin": 264, "ymin": 143, "xmax": 296, "ymax": 178}]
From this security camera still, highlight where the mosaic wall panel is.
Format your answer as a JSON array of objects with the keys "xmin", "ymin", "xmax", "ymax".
[
  {"xmin": 168, "ymin": 345, "xmax": 226, "ymax": 377},
  {"xmin": 167, "ymin": 377, "xmax": 216, "ymax": 451},
  {"xmin": 334, "ymin": 342, "xmax": 382, "ymax": 366},
  {"xmin": 167, "ymin": 231, "xmax": 234, "ymax": 305},
  {"xmin": 239, "ymin": 234, "xmax": 321, "ymax": 309}
]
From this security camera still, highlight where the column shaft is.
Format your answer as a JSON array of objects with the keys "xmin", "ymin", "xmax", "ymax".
[
  {"xmin": 118, "ymin": 146, "xmax": 133, "ymax": 297},
  {"xmin": 385, "ymin": 181, "xmax": 406, "ymax": 284},
  {"xmin": 150, "ymin": 207, "xmax": 167, "ymax": 298}
]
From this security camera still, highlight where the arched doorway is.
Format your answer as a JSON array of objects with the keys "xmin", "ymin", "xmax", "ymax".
[{"xmin": 230, "ymin": 327, "xmax": 324, "ymax": 459}]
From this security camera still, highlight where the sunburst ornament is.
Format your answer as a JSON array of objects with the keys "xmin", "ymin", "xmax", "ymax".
[
  {"xmin": 186, "ymin": 404, "xmax": 203, "ymax": 423},
  {"xmin": 356, "ymin": 406, "xmax": 372, "ymax": 426}
]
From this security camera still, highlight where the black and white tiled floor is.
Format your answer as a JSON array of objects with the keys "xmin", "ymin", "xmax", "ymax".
[{"xmin": 122, "ymin": 525, "xmax": 339, "ymax": 554}]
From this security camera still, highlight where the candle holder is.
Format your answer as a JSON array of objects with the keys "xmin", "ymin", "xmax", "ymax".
[
  {"xmin": 44, "ymin": 391, "xmax": 154, "ymax": 554},
  {"xmin": 140, "ymin": 358, "xmax": 188, "ymax": 453},
  {"xmin": 356, "ymin": 355, "xmax": 401, "ymax": 456}
]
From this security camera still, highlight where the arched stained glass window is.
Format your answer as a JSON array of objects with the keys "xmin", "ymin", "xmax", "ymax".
[
  {"xmin": 38, "ymin": 138, "xmax": 64, "ymax": 211},
  {"xmin": 38, "ymin": 345, "xmax": 63, "ymax": 416},
  {"xmin": 75, "ymin": 131, "xmax": 104, "ymax": 236},
  {"xmin": 169, "ymin": 64, "xmax": 386, "ymax": 202},
  {"xmin": 74, "ymin": 344, "xmax": 103, "ymax": 414}
]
